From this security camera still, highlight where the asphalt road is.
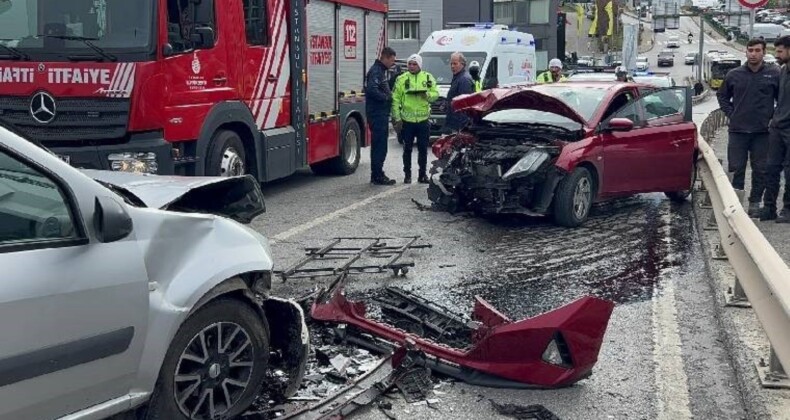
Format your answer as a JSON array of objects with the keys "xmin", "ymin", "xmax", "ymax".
[{"xmin": 243, "ymin": 20, "xmax": 755, "ymax": 419}]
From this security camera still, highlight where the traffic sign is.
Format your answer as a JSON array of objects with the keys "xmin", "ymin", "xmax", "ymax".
[{"xmin": 737, "ymin": 0, "xmax": 769, "ymax": 9}]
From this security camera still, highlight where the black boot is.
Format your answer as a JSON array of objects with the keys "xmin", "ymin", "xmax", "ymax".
[
  {"xmin": 760, "ymin": 206, "xmax": 778, "ymax": 221},
  {"xmin": 372, "ymin": 175, "xmax": 396, "ymax": 185},
  {"xmin": 404, "ymin": 173, "xmax": 412, "ymax": 184},
  {"xmin": 418, "ymin": 173, "xmax": 429, "ymax": 184},
  {"xmin": 777, "ymin": 209, "xmax": 790, "ymax": 223},
  {"xmin": 747, "ymin": 202, "xmax": 762, "ymax": 218}
]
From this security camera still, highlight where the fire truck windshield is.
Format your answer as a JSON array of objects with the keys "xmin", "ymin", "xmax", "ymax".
[{"xmin": 0, "ymin": 0, "xmax": 153, "ymax": 60}]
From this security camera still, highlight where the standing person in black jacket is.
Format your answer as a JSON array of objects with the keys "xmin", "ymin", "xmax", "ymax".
[
  {"xmin": 443, "ymin": 52, "xmax": 476, "ymax": 134},
  {"xmin": 763, "ymin": 35, "xmax": 790, "ymax": 222},
  {"xmin": 365, "ymin": 47, "xmax": 397, "ymax": 185},
  {"xmin": 717, "ymin": 38, "xmax": 781, "ymax": 217}
]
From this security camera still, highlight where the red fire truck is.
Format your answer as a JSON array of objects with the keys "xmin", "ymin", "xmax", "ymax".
[{"xmin": 0, "ymin": 0, "xmax": 387, "ymax": 181}]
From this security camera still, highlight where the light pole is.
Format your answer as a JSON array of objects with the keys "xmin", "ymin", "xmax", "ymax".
[{"xmin": 698, "ymin": 15, "xmax": 704, "ymax": 83}]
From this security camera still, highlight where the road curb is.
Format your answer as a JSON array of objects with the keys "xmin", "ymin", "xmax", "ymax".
[{"xmin": 692, "ymin": 89, "xmax": 710, "ymax": 105}]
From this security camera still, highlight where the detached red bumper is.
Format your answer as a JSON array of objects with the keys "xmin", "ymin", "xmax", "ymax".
[{"xmin": 311, "ymin": 288, "xmax": 614, "ymax": 388}]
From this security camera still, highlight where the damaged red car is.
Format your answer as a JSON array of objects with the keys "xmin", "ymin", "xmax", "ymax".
[{"xmin": 428, "ymin": 82, "xmax": 698, "ymax": 227}]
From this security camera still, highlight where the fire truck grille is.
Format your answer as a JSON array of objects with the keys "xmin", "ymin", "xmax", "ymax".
[{"xmin": 0, "ymin": 96, "xmax": 130, "ymax": 143}]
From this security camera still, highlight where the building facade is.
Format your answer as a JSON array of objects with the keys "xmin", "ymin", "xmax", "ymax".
[
  {"xmin": 387, "ymin": 0, "xmax": 555, "ymax": 71},
  {"xmin": 492, "ymin": 0, "xmax": 560, "ymax": 71}
]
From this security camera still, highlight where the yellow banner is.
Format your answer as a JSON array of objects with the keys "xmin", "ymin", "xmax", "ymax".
[
  {"xmin": 576, "ymin": 4, "xmax": 584, "ymax": 33},
  {"xmin": 606, "ymin": 1, "xmax": 614, "ymax": 36},
  {"xmin": 588, "ymin": 3, "xmax": 598, "ymax": 36}
]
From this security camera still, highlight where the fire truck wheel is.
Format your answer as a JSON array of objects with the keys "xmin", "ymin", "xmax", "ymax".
[
  {"xmin": 311, "ymin": 118, "xmax": 361, "ymax": 175},
  {"xmin": 206, "ymin": 130, "xmax": 247, "ymax": 177}
]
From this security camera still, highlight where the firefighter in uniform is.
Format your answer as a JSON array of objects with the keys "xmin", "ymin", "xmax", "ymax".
[
  {"xmin": 391, "ymin": 54, "xmax": 439, "ymax": 184},
  {"xmin": 469, "ymin": 61, "xmax": 483, "ymax": 92},
  {"xmin": 536, "ymin": 58, "xmax": 568, "ymax": 84}
]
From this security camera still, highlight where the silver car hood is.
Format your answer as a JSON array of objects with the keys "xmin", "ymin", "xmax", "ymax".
[{"xmin": 82, "ymin": 170, "xmax": 266, "ymax": 224}]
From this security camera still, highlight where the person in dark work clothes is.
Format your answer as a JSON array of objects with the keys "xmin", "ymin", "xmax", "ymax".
[
  {"xmin": 717, "ymin": 38, "xmax": 781, "ymax": 217},
  {"xmin": 443, "ymin": 52, "xmax": 476, "ymax": 134},
  {"xmin": 762, "ymin": 35, "xmax": 790, "ymax": 222},
  {"xmin": 365, "ymin": 47, "xmax": 397, "ymax": 185}
]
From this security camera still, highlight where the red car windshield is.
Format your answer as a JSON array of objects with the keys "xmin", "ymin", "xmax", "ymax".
[{"xmin": 483, "ymin": 86, "xmax": 607, "ymax": 128}]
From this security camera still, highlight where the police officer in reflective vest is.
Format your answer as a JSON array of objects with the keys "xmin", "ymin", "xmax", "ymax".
[
  {"xmin": 469, "ymin": 60, "xmax": 483, "ymax": 92},
  {"xmin": 391, "ymin": 54, "xmax": 439, "ymax": 184},
  {"xmin": 537, "ymin": 58, "xmax": 568, "ymax": 84}
]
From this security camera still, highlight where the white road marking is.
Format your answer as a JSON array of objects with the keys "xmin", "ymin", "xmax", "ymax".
[
  {"xmin": 270, "ymin": 184, "xmax": 412, "ymax": 244},
  {"xmin": 652, "ymin": 214, "xmax": 693, "ymax": 420}
]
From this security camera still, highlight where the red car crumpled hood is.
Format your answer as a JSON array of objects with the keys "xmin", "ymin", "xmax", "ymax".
[{"xmin": 452, "ymin": 87, "xmax": 588, "ymax": 126}]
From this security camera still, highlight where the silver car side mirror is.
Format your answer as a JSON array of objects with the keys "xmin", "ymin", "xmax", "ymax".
[{"xmin": 93, "ymin": 195, "xmax": 133, "ymax": 243}]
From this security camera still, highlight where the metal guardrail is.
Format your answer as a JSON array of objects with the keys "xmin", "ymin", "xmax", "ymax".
[{"xmin": 696, "ymin": 109, "xmax": 790, "ymax": 389}]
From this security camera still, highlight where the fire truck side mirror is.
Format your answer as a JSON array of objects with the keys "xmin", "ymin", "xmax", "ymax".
[{"xmin": 191, "ymin": 26, "xmax": 216, "ymax": 50}]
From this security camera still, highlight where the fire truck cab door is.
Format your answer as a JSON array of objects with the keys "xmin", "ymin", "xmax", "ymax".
[
  {"xmin": 243, "ymin": 0, "xmax": 290, "ymax": 131},
  {"xmin": 162, "ymin": 0, "xmax": 233, "ymax": 140}
]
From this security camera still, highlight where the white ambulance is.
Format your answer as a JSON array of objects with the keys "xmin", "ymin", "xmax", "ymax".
[{"xmin": 416, "ymin": 23, "xmax": 537, "ymax": 134}]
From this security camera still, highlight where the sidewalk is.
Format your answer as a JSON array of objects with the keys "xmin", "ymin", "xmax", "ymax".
[
  {"xmin": 709, "ymin": 129, "xmax": 790, "ymax": 261},
  {"xmin": 620, "ymin": 8, "xmax": 656, "ymax": 54},
  {"xmin": 697, "ymin": 126, "xmax": 790, "ymax": 418}
]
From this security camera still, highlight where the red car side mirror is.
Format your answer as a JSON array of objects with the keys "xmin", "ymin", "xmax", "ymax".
[{"xmin": 605, "ymin": 118, "xmax": 634, "ymax": 132}]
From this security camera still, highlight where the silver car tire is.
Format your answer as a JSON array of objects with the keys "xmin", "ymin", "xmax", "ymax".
[{"xmin": 144, "ymin": 299, "xmax": 270, "ymax": 420}]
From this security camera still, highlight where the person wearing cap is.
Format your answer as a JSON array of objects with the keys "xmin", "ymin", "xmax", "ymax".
[
  {"xmin": 391, "ymin": 54, "xmax": 439, "ymax": 184},
  {"xmin": 615, "ymin": 66, "xmax": 634, "ymax": 82},
  {"xmin": 537, "ymin": 58, "xmax": 567, "ymax": 84},
  {"xmin": 469, "ymin": 61, "xmax": 483, "ymax": 92}
]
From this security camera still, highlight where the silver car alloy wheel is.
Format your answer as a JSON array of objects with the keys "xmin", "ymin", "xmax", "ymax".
[
  {"xmin": 220, "ymin": 147, "xmax": 245, "ymax": 177},
  {"xmin": 174, "ymin": 322, "xmax": 254, "ymax": 419},
  {"xmin": 573, "ymin": 177, "xmax": 592, "ymax": 219}
]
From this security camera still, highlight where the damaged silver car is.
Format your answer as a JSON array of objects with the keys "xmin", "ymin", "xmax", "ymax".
[{"xmin": 0, "ymin": 126, "xmax": 308, "ymax": 419}]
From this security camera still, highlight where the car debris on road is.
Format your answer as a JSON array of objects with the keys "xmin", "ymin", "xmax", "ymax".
[{"xmin": 243, "ymin": 236, "xmax": 615, "ymax": 418}]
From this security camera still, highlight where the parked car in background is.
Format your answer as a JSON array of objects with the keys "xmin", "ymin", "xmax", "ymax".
[
  {"xmin": 428, "ymin": 83, "xmax": 698, "ymax": 227},
  {"xmin": 765, "ymin": 53, "xmax": 778, "ymax": 65},
  {"xmin": 0, "ymin": 126, "xmax": 308, "ymax": 420},
  {"xmin": 636, "ymin": 56, "xmax": 650, "ymax": 71},
  {"xmin": 685, "ymin": 52, "xmax": 699, "ymax": 65},
  {"xmin": 577, "ymin": 55, "xmax": 595, "ymax": 66},
  {"xmin": 632, "ymin": 72, "xmax": 677, "ymax": 87},
  {"xmin": 667, "ymin": 35, "xmax": 681, "ymax": 48}
]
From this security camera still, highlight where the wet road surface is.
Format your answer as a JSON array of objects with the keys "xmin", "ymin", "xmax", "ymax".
[
  {"xmin": 243, "ymin": 25, "xmax": 751, "ymax": 417},
  {"xmin": 250, "ymin": 152, "xmax": 745, "ymax": 418}
]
